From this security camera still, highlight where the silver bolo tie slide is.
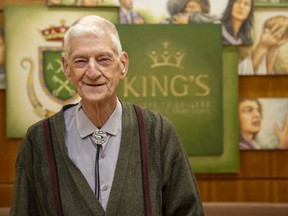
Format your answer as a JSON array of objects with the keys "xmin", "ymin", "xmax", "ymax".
[
  {"xmin": 91, "ymin": 130, "xmax": 108, "ymax": 199},
  {"xmin": 91, "ymin": 130, "xmax": 108, "ymax": 145}
]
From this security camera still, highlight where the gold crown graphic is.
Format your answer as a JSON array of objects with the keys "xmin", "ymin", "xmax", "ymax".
[
  {"xmin": 147, "ymin": 42, "xmax": 185, "ymax": 69},
  {"xmin": 40, "ymin": 20, "xmax": 69, "ymax": 42}
]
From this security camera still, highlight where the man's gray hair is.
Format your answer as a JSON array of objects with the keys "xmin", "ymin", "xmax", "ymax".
[{"xmin": 63, "ymin": 15, "xmax": 122, "ymax": 58}]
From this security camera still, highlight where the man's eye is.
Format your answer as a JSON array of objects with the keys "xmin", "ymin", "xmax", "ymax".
[
  {"xmin": 98, "ymin": 55, "xmax": 114, "ymax": 64},
  {"xmin": 99, "ymin": 58, "xmax": 110, "ymax": 62},
  {"xmin": 73, "ymin": 59, "xmax": 87, "ymax": 67},
  {"xmin": 75, "ymin": 59, "xmax": 86, "ymax": 63}
]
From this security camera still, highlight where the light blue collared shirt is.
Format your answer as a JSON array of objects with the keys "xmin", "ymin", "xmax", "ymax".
[{"xmin": 64, "ymin": 100, "xmax": 122, "ymax": 210}]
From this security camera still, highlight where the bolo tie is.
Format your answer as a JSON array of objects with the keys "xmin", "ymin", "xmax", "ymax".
[{"xmin": 91, "ymin": 130, "xmax": 108, "ymax": 200}]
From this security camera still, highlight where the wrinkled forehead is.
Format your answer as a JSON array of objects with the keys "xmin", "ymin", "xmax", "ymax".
[{"xmin": 68, "ymin": 24, "xmax": 105, "ymax": 38}]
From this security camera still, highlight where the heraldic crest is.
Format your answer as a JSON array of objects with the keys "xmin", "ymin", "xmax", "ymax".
[{"xmin": 21, "ymin": 20, "xmax": 79, "ymax": 118}]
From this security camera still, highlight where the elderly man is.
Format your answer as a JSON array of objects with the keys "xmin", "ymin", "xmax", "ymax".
[{"xmin": 10, "ymin": 15, "xmax": 204, "ymax": 215}]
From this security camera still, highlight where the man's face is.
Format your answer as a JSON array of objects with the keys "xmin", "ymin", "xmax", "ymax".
[
  {"xmin": 119, "ymin": 0, "xmax": 133, "ymax": 10},
  {"xmin": 62, "ymin": 33, "xmax": 128, "ymax": 104},
  {"xmin": 239, "ymin": 100, "xmax": 262, "ymax": 138}
]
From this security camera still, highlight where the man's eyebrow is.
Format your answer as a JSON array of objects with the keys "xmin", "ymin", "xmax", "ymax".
[{"xmin": 71, "ymin": 54, "xmax": 87, "ymax": 59}]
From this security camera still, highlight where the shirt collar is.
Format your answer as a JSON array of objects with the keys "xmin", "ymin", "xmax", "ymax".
[
  {"xmin": 76, "ymin": 99, "xmax": 122, "ymax": 138},
  {"xmin": 222, "ymin": 26, "xmax": 242, "ymax": 45}
]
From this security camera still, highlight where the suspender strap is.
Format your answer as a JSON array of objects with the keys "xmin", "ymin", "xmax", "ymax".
[
  {"xmin": 134, "ymin": 105, "xmax": 152, "ymax": 216},
  {"xmin": 43, "ymin": 119, "xmax": 63, "ymax": 216}
]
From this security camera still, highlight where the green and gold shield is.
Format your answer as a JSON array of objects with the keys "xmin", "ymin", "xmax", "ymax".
[{"xmin": 39, "ymin": 47, "xmax": 78, "ymax": 104}]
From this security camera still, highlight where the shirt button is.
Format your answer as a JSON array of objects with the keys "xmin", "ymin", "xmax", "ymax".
[
  {"xmin": 101, "ymin": 153, "xmax": 105, "ymax": 158},
  {"xmin": 102, "ymin": 185, "xmax": 109, "ymax": 191}
]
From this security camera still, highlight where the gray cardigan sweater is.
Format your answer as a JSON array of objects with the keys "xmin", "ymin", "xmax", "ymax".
[{"xmin": 10, "ymin": 102, "xmax": 204, "ymax": 216}]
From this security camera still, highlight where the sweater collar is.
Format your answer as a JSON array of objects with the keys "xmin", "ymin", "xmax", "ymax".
[{"xmin": 75, "ymin": 99, "xmax": 122, "ymax": 138}]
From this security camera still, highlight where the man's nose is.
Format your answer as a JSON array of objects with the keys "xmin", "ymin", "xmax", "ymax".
[{"xmin": 87, "ymin": 59, "xmax": 101, "ymax": 78}]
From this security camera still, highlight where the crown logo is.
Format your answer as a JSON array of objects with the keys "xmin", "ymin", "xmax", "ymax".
[
  {"xmin": 39, "ymin": 20, "xmax": 69, "ymax": 44},
  {"xmin": 147, "ymin": 42, "xmax": 185, "ymax": 69}
]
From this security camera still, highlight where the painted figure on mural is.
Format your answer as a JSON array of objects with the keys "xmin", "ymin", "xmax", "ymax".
[
  {"xmin": 161, "ymin": 0, "xmax": 218, "ymax": 24},
  {"xmin": 239, "ymin": 98, "xmax": 262, "ymax": 150},
  {"xmin": 118, "ymin": 0, "xmax": 146, "ymax": 24},
  {"xmin": 0, "ymin": 28, "xmax": 5, "ymax": 89},
  {"xmin": 239, "ymin": 15, "xmax": 288, "ymax": 75},
  {"xmin": 221, "ymin": 0, "xmax": 254, "ymax": 45},
  {"xmin": 239, "ymin": 98, "xmax": 288, "ymax": 150}
]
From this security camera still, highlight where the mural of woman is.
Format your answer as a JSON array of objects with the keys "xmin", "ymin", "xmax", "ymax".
[
  {"xmin": 239, "ymin": 98, "xmax": 288, "ymax": 150},
  {"xmin": 221, "ymin": 0, "xmax": 254, "ymax": 45},
  {"xmin": 239, "ymin": 98, "xmax": 262, "ymax": 150}
]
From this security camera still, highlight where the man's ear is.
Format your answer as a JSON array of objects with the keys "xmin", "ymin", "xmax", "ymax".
[
  {"xmin": 61, "ymin": 55, "xmax": 72, "ymax": 81},
  {"xmin": 119, "ymin": 52, "xmax": 129, "ymax": 79}
]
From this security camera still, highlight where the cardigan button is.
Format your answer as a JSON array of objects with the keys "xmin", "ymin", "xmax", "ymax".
[{"xmin": 102, "ymin": 185, "xmax": 109, "ymax": 191}]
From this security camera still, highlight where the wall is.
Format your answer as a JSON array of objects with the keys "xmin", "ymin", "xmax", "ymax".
[
  {"xmin": 1, "ymin": 0, "xmax": 288, "ymax": 207},
  {"xmin": 197, "ymin": 76, "xmax": 288, "ymax": 202},
  {"xmin": 0, "ymin": 0, "xmax": 45, "ymax": 207}
]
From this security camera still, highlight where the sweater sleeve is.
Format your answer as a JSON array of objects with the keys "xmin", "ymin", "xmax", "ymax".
[
  {"xmin": 160, "ymin": 116, "xmax": 204, "ymax": 216},
  {"xmin": 10, "ymin": 137, "xmax": 40, "ymax": 216}
]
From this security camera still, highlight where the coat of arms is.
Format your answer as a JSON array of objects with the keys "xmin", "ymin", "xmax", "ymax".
[{"xmin": 22, "ymin": 20, "xmax": 79, "ymax": 118}]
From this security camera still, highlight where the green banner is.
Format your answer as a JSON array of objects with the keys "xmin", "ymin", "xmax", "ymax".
[{"xmin": 117, "ymin": 24, "xmax": 223, "ymax": 156}]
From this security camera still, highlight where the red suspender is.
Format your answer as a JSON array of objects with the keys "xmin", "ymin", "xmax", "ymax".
[
  {"xmin": 43, "ymin": 119, "xmax": 63, "ymax": 216},
  {"xmin": 134, "ymin": 105, "xmax": 152, "ymax": 216}
]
